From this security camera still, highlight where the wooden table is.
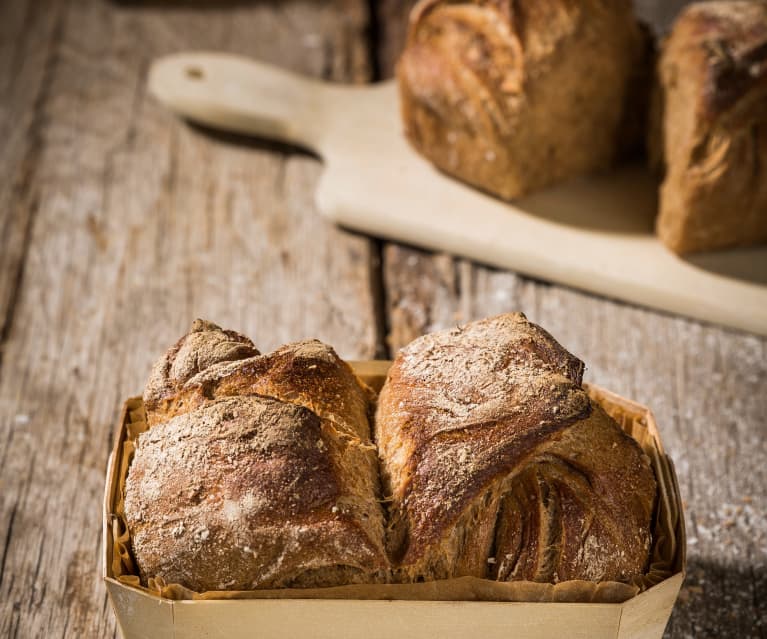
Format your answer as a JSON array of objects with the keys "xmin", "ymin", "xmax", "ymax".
[{"xmin": 0, "ymin": 1, "xmax": 764, "ymax": 637}]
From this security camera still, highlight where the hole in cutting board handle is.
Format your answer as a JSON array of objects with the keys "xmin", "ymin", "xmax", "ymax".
[{"xmin": 185, "ymin": 65, "xmax": 205, "ymax": 80}]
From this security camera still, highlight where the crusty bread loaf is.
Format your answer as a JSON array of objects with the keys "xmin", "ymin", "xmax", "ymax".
[
  {"xmin": 651, "ymin": 1, "xmax": 767, "ymax": 253},
  {"xmin": 397, "ymin": 0, "xmax": 648, "ymax": 200},
  {"xmin": 375, "ymin": 313, "xmax": 656, "ymax": 584},
  {"xmin": 125, "ymin": 320, "xmax": 388, "ymax": 591}
]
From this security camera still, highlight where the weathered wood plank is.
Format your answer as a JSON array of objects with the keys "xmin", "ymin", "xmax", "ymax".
[
  {"xmin": 0, "ymin": 0, "xmax": 66, "ymax": 357},
  {"xmin": 0, "ymin": 1, "xmax": 378, "ymax": 636},
  {"xmin": 374, "ymin": 2, "xmax": 767, "ymax": 638}
]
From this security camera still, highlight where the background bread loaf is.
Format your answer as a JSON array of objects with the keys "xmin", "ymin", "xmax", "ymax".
[
  {"xmin": 397, "ymin": 0, "xmax": 648, "ymax": 199},
  {"xmin": 143, "ymin": 319, "xmax": 373, "ymax": 437},
  {"xmin": 651, "ymin": 0, "xmax": 767, "ymax": 254}
]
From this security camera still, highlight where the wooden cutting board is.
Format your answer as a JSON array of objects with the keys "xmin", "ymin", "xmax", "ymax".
[{"xmin": 148, "ymin": 52, "xmax": 767, "ymax": 336}]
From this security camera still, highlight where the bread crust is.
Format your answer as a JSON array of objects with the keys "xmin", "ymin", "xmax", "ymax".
[
  {"xmin": 127, "ymin": 321, "xmax": 388, "ymax": 591},
  {"xmin": 397, "ymin": 0, "xmax": 646, "ymax": 199},
  {"xmin": 652, "ymin": 0, "xmax": 767, "ymax": 253},
  {"xmin": 375, "ymin": 313, "xmax": 655, "ymax": 584}
]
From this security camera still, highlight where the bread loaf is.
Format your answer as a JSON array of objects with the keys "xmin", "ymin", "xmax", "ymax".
[
  {"xmin": 651, "ymin": 1, "xmax": 767, "ymax": 253},
  {"xmin": 375, "ymin": 313, "xmax": 656, "ymax": 584},
  {"xmin": 125, "ymin": 320, "xmax": 388, "ymax": 591},
  {"xmin": 397, "ymin": 0, "xmax": 648, "ymax": 199}
]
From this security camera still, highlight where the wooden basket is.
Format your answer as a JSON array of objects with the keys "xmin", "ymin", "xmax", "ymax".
[{"xmin": 103, "ymin": 361, "xmax": 685, "ymax": 639}]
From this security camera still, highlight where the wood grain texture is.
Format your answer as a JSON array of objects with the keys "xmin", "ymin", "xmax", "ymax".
[
  {"xmin": 0, "ymin": 0, "xmax": 379, "ymax": 636},
  {"xmin": 0, "ymin": 0, "xmax": 66, "ymax": 360},
  {"xmin": 374, "ymin": 2, "xmax": 766, "ymax": 637}
]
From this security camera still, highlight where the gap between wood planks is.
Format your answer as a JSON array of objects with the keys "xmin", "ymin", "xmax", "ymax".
[{"xmin": 365, "ymin": 0, "xmax": 392, "ymax": 359}]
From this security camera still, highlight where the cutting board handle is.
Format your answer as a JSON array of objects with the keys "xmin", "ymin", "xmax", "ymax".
[{"xmin": 148, "ymin": 52, "xmax": 327, "ymax": 151}]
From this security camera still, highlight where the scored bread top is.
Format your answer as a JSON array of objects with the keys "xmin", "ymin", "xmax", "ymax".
[
  {"xmin": 143, "ymin": 319, "xmax": 260, "ymax": 411},
  {"xmin": 375, "ymin": 313, "xmax": 655, "ymax": 583},
  {"xmin": 143, "ymin": 320, "xmax": 373, "ymax": 439}
]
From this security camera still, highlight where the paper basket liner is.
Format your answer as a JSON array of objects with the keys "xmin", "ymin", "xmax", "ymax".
[{"xmin": 107, "ymin": 380, "xmax": 681, "ymax": 604}]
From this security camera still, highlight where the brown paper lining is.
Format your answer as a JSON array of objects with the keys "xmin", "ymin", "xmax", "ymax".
[{"xmin": 107, "ymin": 384, "xmax": 680, "ymax": 604}]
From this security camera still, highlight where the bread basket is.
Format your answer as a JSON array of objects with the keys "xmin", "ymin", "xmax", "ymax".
[{"xmin": 103, "ymin": 361, "xmax": 685, "ymax": 639}]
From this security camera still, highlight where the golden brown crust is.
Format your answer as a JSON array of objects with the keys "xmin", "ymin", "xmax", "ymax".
[
  {"xmin": 653, "ymin": 0, "xmax": 767, "ymax": 253},
  {"xmin": 128, "ymin": 320, "xmax": 387, "ymax": 591},
  {"xmin": 397, "ymin": 0, "xmax": 646, "ymax": 199},
  {"xmin": 125, "ymin": 397, "xmax": 387, "ymax": 591},
  {"xmin": 375, "ymin": 313, "xmax": 655, "ymax": 584},
  {"xmin": 491, "ymin": 403, "xmax": 655, "ymax": 583}
]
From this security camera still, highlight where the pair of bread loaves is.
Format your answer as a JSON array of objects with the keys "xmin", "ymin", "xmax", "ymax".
[
  {"xmin": 125, "ymin": 314, "xmax": 656, "ymax": 592},
  {"xmin": 398, "ymin": 0, "xmax": 767, "ymax": 254}
]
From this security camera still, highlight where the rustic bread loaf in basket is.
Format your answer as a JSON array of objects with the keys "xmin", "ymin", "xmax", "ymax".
[{"xmin": 117, "ymin": 314, "xmax": 663, "ymax": 598}]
